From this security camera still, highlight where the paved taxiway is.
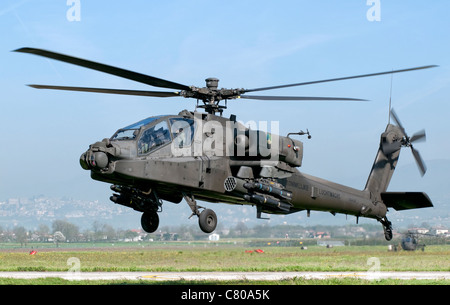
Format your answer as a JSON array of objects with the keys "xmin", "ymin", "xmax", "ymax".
[{"xmin": 1, "ymin": 271, "xmax": 449, "ymax": 281}]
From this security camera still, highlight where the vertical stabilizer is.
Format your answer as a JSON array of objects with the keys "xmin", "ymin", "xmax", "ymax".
[{"xmin": 364, "ymin": 124, "xmax": 403, "ymax": 198}]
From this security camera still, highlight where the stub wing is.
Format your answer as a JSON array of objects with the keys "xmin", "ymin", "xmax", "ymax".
[{"xmin": 381, "ymin": 192, "xmax": 433, "ymax": 211}]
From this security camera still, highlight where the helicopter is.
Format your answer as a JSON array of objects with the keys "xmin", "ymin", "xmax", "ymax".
[
  {"xmin": 401, "ymin": 231, "xmax": 427, "ymax": 251},
  {"xmin": 398, "ymin": 229, "xmax": 443, "ymax": 251},
  {"xmin": 15, "ymin": 47, "xmax": 435, "ymax": 240}
]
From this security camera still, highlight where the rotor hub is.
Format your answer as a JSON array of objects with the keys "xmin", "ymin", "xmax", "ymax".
[{"xmin": 205, "ymin": 77, "xmax": 219, "ymax": 90}]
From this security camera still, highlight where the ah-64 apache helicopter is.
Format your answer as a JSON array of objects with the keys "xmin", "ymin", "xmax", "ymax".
[{"xmin": 15, "ymin": 47, "xmax": 435, "ymax": 240}]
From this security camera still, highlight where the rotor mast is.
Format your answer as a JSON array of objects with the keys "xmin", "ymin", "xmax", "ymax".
[{"xmin": 186, "ymin": 77, "xmax": 242, "ymax": 115}]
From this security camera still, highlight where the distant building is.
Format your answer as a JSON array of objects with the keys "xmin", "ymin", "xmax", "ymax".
[
  {"xmin": 315, "ymin": 231, "xmax": 330, "ymax": 239},
  {"xmin": 409, "ymin": 228, "xmax": 429, "ymax": 234},
  {"xmin": 434, "ymin": 227, "xmax": 448, "ymax": 235}
]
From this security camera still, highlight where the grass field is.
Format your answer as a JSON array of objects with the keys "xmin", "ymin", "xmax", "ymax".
[{"xmin": 0, "ymin": 241, "xmax": 449, "ymax": 285}]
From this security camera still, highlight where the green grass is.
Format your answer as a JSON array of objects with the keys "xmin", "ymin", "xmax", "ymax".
[
  {"xmin": 0, "ymin": 242, "xmax": 448, "ymax": 284},
  {"xmin": 0, "ymin": 277, "xmax": 448, "ymax": 285},
  {"xmin": 1, "ymin": 243, "xmax": 449, "ymax": 272}
]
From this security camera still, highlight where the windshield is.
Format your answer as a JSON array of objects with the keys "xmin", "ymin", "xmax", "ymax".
[
  {"xmin": 138, "ymin": 120, "xmax": 171, "ymax": 155},
  {"xmin": 111, "ymin": 116, "xmax": 165, "ymax": 140},
  {"xmin": 170, "ymin": 118, "xmax": 195, "ymax": 147}
]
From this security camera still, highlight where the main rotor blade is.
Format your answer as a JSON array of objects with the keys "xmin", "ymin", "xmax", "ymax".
[
  {"xmin": 28, "ymin": 85, "xmax": 181, "ymax": 97},
  {"xmin": 411, "ymin": 146, "xmax": 427, "ymax": 176},
  {"xmin": 244, "ymin": 65, "xmax": 438, "ymax": 93},
  {"xmin": 239, "ymin": 95, "xmax": 367, "ymax": 101},
  {"xmin": 15, "ymin": 47, "xmax": 191, "ymax": 91}
]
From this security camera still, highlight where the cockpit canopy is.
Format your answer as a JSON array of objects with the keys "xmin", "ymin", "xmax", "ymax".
[
  {"xmin": 111, "ymin": 116, "xmax": 166, "ymax": 141},
  {"xmin": 111, "ymin": 115, "xmax": 195, "ymax": 156},
  {"xmin": 109, "ymin": 113, "xmax": 302, "ymax": 168}
]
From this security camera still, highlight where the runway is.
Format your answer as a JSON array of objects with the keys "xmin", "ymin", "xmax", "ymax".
[{"xmin": 1, "ymin": 271, "xmax": 449, "ymax": 281}]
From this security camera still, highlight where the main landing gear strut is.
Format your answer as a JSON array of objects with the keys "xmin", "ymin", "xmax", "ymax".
[
  {"xmin": 183, "ymin": 193, "xmax": 218, "ymax": 234},
  {"xmin": 110, "ymin": 185, "xmax": 217, "ymax": 234},
  {"xmin": 379, "ymin": 216, "xmax": 393, "ymax": 241}
]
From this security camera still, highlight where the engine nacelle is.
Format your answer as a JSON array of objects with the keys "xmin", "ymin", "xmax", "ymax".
[
  {"xmin": 234, "ymin": 130, "xmax": 303, "ymax": 167},
  {"xmin": 279, "ymin": 136, "xmax": 303, "ymax": 167}
]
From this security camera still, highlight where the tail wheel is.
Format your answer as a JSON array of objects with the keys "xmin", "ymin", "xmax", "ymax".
[
  {"xmin": 199, "ymin": 209, "xmax": 217, "ymax": 233},
  {"xmin": 141, "ymin": 211, "xmax": 159, "ymax": 233},
  {"xmin": 380, "ymin": 217, "xmax": 393, "ymax": 241},
  {"xmin": 384, "ymin": 226, "xmax": 393, "ymax": 241}
]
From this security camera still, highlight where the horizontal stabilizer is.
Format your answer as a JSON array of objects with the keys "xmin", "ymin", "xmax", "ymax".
[{"xmin": 381, "ymin": 192, "xmax": 433, "ymax": 211}]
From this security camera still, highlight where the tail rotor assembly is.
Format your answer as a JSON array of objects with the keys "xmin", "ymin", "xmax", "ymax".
[{"xmin": 383, "ymin": 108, "xmax": 427, "ymax": 176}]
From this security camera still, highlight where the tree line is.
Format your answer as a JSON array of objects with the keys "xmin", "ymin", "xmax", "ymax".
[
  {"xmin": 2, "ymin": 219, "xmax": 444, "ymax": 246},
  {"xmin": 0, "ymin": 220, "xmax": 141, "ymax": 245}
]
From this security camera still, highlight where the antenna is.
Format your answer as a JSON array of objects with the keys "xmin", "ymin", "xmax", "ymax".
[{"xmin": 388, "ymin": 71, "xmax": 393, "ymax": 124}]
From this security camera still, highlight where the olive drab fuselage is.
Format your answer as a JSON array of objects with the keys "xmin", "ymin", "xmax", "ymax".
[{"xmin": 79, "ymin": 110, "xmax": 415, "ymax": 235}]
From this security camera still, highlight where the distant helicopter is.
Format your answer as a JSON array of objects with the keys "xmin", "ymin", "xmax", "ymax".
[
  {"xmin": 401, "ymin": 231, "xmax": 426, "ymax": 251},
  {"xmin": 15, "ymin": 47, "xmax": 435, "ymax": 240},
  {"xmin": 399, "ymin": 230, "xmax": 441, "ymax": 251}
]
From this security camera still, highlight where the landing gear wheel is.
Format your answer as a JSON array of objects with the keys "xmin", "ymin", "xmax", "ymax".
[
  {"xmin": 199, "ymin": 209, "xmax": 217, "ymax": 233},
  {"xmin": 141, "ymin": 211, "xmax": 159, "ymax": 233}
]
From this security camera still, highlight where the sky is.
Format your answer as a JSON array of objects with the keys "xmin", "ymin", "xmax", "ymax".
[{"xmin": 0, "ymin": 1, "xmax": 449, "ymax": 227}]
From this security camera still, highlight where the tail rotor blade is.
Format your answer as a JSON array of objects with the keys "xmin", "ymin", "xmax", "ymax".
[
  {"xmin": 390, "ymin": 108, "xmax": 407, "ymax": 137},
  {"xmin": 411, "ymin": 146, "xmax": 427, "ymax": 176},
  {"xmin": 389, "ymin": 109, "xmax": 428, "ymax": 176},
  {"xmin": 410, "ymin": 129, "xmax": 426, "ymax": 143}
]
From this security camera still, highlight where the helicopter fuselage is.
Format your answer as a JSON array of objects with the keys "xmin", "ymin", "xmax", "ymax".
[{"xmin": 80, "ymin": 110, "xmax": 386, "ymax": 228}]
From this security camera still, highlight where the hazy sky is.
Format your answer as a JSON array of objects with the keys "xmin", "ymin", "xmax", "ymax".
[{"xmin": 1, "ymin": 0, "xmax": 449, "ymax": 210}]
